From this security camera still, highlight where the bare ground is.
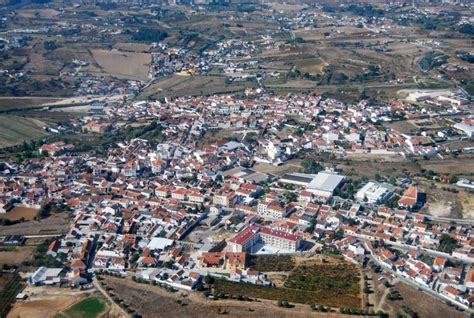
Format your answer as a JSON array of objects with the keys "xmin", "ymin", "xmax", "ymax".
[
  {"xmin": 0, "ymin": 213, "xmax": 70, "ymax": 236},
  {"xmin": 7, "ymin": 286, "xmax": 95, "ymax": 318},
  {"xmin": 380, "ymin": 280, "xmax": 464, "ymax": 318},
  {"xmin": 102, "ymin": 276, "xmax": 357, "ymax": 318}
]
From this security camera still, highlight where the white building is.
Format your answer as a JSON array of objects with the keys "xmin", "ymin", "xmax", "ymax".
[
  {"xmin": 28, "ymin": 267, "xmax": 63, "ymax": 285},
  {"xmin": 307, "ymin": 172, "xmax": 345, "ymax": 198},
  {"xmin": 454, "ymin": 122, "xmax": 474, "ymax": 138},
  {"xmin": 356, "ymin": 182, "xmax": 393, "ymax": 203}
]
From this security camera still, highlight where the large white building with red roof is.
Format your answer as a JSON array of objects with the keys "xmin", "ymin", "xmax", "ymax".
[{"xmin": 229, "ymin": 224, "xmax": 301, "ymax": 253}]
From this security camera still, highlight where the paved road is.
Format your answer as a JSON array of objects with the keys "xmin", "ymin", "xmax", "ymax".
[
  {"xmin": 0, "ymin": 234, "xmax": 61, "ymax": 240},
  {"xmin": 422, "ymin": 215, "xmax": 474, "ymax": 226}
]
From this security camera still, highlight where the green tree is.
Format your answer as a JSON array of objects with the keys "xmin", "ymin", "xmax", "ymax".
[{"xmin": 301, "ymin": 158, "xmax": 322, "ymax": 174}]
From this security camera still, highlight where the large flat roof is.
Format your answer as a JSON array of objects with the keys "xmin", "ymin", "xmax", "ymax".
[
  {"xmin": 280, "ymin": 173, "xmax": 315, "ymax": 184},
  {"xmin": 308, "ymin": 172, "xmax": 345, "ymax": 192}
]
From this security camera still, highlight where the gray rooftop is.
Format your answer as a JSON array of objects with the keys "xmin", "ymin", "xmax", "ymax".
[{"xmin": 308, "ymin": 172, "xmax": 345, "ymax": 192}]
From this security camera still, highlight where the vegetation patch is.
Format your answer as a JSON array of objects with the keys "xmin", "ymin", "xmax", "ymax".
[
  {"xmin": 56, "ymin": 297, "xmax": 106, "ymax": 318},
  {"xmin": 247, "ymin": 255, "xmax": 295, "ymax": 272},
  {"xmin": 212, "ymin": 262, "xmax": 361, "ymax": 308},
  {"xmin": 0, "ymin": 272, "xmax": 24, "ymax": 318}
]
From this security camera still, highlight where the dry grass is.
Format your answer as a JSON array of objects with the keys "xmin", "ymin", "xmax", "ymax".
[
  {"xmin": 0, "ymin": 213, "xmax": 70, "ymax": 236},
  {"xmin": 458, "ymin": 192, "xmax": 474, "ymax": 219},
  {"xmin": 253, "ymin": 160, "xmax": 302, "ymax": 176},
  {"xmin": 338, "ymin": 157, "xmax": 420, "ymax": 179},
  {"xmin": 7, "ymin": 286, "xmax": 93, "ymax": 318},
  {"xmin": 0, "ymin": 97, "xmax": 61, "ymax": 111},
  {"xmin": 0, "ymin": 246, "xmax": 35, "ymax": 265},
  {"xmin": 385, "ymin": 121, "xmax": 420, "ymax": 135},
  {"xmin": 420, "ymin": 155, "xmax": 474, "ymax": 176},
  {"xmin": 102, "ymin": 276, "xmax": 356, "ymax": 318},
  {"xmin": 291, "ymin": 58, "xmax": 325, "ymax": 74},
  {"xmin": 0, "ymin": 207, "xmax": 38, "ymax": 221},
  {"xmin": 90, "ymin": 49, "xmax": 151, "ymax": 81},
  {"xmin": 113, "ymin": 42, "xmax": 151, "ymax": 53},
  {"xmin": 16, "ymin": 9, "xmax": 61, "ymax": 18},
  {"xmin": 381, "ymin": 281, "xmax": 464, "ymax": 318},
  {"xmin": 140, "ymin": 75, "xmax": 250, "ymax": 99}
]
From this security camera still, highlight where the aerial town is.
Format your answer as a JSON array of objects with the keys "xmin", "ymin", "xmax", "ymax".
[{"xmin": 0, "ymin": 0, "xmax": 473, "ymax": 317}]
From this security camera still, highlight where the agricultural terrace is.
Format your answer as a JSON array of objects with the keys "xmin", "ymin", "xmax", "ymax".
[
  {"xmin": 0, "ymin": 273, "xmax": 24, "ymax": 317},
  {"xmin": 213, "ymin": 260, "xmax": 361, "ymax": 308}
]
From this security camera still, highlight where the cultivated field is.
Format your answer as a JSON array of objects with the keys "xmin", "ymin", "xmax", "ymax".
[
  {"xmin": 0, "ymin": 115, "xmax": 49, "ymax": 148},
  {"xmin": 0, "ymin": 272, "xmax": 24, "ymax": 318},
  {"xmin": 89, "ymin": 49, "xmax": 151, "ymax": 81},
  {"xmin": 140, "ymin": 75, "xmax": 252, "ymax": 99},
  {"xmin": 214, "ymin": 257, "xmax": 361, "ymax": 308}
]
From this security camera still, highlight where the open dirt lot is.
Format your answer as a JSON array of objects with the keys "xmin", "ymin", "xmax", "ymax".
[
  {"xmin": 16, "ymin": 9, "xmax": 61, "ymax": 18},
  {"xmin": 8, "ymin": 286, "xmax": 96, "ymax": 318},
  {"xmin": 420, "ymin": 155, "xmax": 474, "ymax": 176},
  {"xmin": 337, "ymin": 157, "xmax": 420, "ymax": 179},
  {"xmin": 1, "ymin": 207, "xmax": 38, "ymax": 221},
  {"xmin": 380, "ymin": 280, "xmax": 464, "ymax": 318},
  {"xmin": 385, "ymin": 121, "xmax": 420, "ymax": 135},
  {"xmin": 458, "ymin": 192, "xmax": 474, "ymax": 219},
  {"xmin": 291, "ymin": 58, "xmax": 325, "ymax": 74},
  {"xmin": 90, "ymin": 49, "xmax": 151, "ymax": 81},
  {"xmin": 113, "ymin": 42, "xmax": 151, "ymax": 53},
  {"xmin": 418, "ymin": 180, "xmax": 474, "ymax": 219},
  {"xmin": 254, "ymin": 160, "xmax": 302, "ymax": 176},
  {"xmin": 0, "ymin": 213, "xmax": 70, "ymax": 236},
  {"xmin": 0, "ymin": 246, "xmax": 35, "ymax": 265},
  {"xmin": 103, "ymin": 276, "xmax": 357, "ymax": 318}
]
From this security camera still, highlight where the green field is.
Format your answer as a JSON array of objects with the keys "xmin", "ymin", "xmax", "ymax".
[
  {"xmin": 55, "ymin": 297, "xmax": 106, "ymax": 318},
  {"xmin": 0, "ymin": 115, "xmax": 49, "ymax": 148}
]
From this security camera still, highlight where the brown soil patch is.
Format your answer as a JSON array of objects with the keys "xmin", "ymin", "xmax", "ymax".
[
  {"xmin": 90, "ymin": 49, "xmax": 151, "ymax": 81},
  {"xmin": 0, "ymin": 213, "xmax": 70, "ymax": 236},
  {"xmin": 0, "ymin": 246, "xmax": 35, "ymax": 265},
  {"xmin": 103, "ymin": 276, "xmax": 356, "ymax": 318},
  {"xmin": 381, "ymin": 281, "xmax": 464, "ymax": 318},
  {"xmin": 7, "ymin": 286, "xmax": 90, "ymax": 318},
  {"xmin": 1, "ymin": 207, "xmax": 38, "ymax": 221}
]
